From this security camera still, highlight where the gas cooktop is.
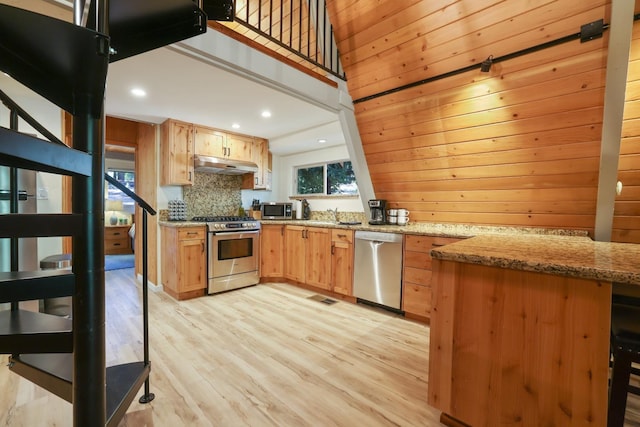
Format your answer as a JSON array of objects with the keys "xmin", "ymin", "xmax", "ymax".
[{"xmin": 192, "ymin": 216, "xmax": 255, "ymax": 222}]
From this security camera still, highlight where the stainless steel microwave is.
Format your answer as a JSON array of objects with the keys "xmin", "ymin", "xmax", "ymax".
[{"xmin": 260, "ymin": 202, "xmax": 293, "ymax": 220}]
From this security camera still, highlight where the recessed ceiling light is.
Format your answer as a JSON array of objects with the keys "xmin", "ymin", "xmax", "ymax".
[
  {"xmin": 232, "ymin": 123, "xmax": 240, "ymax": 129},
  {"xmin": 318, "ymin": 139, "xmax": 327, "ymax": 144},
  {"xmin": 261, "ymin": 110, "xmax": 271, "ymax": 118},
  {"xmin": 130, "ymin": 88, "xmax": 146, "ymax": 97}
]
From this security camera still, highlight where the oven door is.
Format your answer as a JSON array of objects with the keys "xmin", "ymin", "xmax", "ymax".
[{"xmin": 208, "ymin": 230, "xmax": 259, "ymax": 294}]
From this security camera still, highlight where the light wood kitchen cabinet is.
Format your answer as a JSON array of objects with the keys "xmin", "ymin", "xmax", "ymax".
[
  {"xmin": 194, "ymin": 125, "xmax": 226, "ymax": 158},
  {"xmin": 402, "ymin": 234, "xmax": 461, "ymax": 322},
  {"xmin": 331, "ymin": 229, "xmax": 354, "ymax": 295},
  {"xmin": 161, "ymin": 225, "xmax": 207, "ymax": 300},
  {"xmin": 225, "ymin": 133, "xmax": 253, "ymax": 162},
  {"xmin": 242, "ymin": 137, "xmax": 272, "ymax": 191},
  {"xmin": 260, "ymin": 224, "xmax": 284, "ymax": 278},
  {"xmin": 160, "ymin": 119, "xmax": 194, "ymax": 186},
  {"xmin": 284, "ymin": 225, "xmax": 331, "ymax": 289},
  {"xmin": 104, "ymin": 225, "xmax": 132, "ymax": 255}
]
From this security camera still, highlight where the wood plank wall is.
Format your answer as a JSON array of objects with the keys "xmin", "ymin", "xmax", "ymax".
[
  {"xmin": 617, "ymin": 20, "xmax": 640, "ymax": 243},
  {"xmin": 325, "ymin": 0, "xmax": 632, "ymax": 237}
]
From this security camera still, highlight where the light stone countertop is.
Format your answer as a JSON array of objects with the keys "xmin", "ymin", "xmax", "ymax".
[
  {"xmin": 159, "ymin": 219, "xmax": 639, "ymax": 285},
  {"xmin": 430, "ymin": 234, "xmax": 640, "ymax": 285}
]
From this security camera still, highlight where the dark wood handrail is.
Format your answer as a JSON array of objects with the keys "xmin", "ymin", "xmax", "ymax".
[{"xmin": 104, "ymin": 174, "xmax": 156, "ymax": 216}]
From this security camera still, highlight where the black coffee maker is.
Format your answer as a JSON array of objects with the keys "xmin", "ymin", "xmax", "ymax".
[{"xmin": 368, "ymin": 199, "xmax": 387, "ymax": 225}]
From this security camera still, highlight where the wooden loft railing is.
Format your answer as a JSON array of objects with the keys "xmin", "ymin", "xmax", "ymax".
[{"xmin": 213, "ymin": 0, "xmax": 345, "ymax": 84}]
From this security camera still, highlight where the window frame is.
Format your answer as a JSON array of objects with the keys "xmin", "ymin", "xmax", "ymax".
[{"xmin": 293, "ymin": 159, "xmax": 358, "ymax": 197}]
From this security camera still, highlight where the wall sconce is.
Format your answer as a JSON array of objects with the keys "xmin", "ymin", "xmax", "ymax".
[
  {"xmin": 480, "ymin": 55, "xmax": 494, "ymax": 72},
  {"xmin": 105, "ymin": 199, "xmax": 123, "ymax": 226}
]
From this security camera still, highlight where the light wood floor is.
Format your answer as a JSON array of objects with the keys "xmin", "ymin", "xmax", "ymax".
[{"xmin": 1, "ymin": 268, "xmax": 639, "ymax": 426}]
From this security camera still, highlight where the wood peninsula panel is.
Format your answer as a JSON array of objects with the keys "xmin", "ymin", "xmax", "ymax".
[
  {"xmin": 325, "ymin": 0, "xmax": 610, "ymax": 234},
  {"xmin": 616, "ymin": 19, "xmax": 640, "ymax": 244},
  {"xmin": 135, "ymin": 122, "xmax": 158, "ymax": 285},
  {"xmin": 429, "ymin": 259, "xmax": 610, "ymax": 426}
]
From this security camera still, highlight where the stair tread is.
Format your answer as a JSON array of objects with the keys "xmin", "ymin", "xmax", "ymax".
[
  {"xmin": 0, "ymin": 128, "xmax": 92, "ymax": 177},
  {"xmin": 91, "ymin": 0, "xmax": 207, "ymax": 63},
  {"xmin": 11, "ymin": 353, "xmax": 150, "ymax": 427},
  {"xmin": 0, "ymin": 4, "xmax": 109, "ymax": 117},
  {"xmin": 0, "ymin": 270, "xmax": 74, "ymax": 303},
  {"xmin": 0, "ymin": 213, "xmax": 83, "ymax": 238},
  {"xmin": 0, "ymin": 310, "xmax": 72, "ymax": 354}
]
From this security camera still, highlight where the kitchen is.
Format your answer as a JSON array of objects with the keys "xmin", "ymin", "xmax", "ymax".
[{"xmin": 2, "ymin": 0, "xmax": 640, "ymax": 425}]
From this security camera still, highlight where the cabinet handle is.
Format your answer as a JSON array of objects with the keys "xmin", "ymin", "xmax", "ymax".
[
  {"xmin": 189, "ymin": 171, "xmax": 192, "ymax": 181},
  {"xmin": 432, "ymin": 243, "xmax": 445, "ymax": 247},
  {"xmin": 337, "ymin": 234, "xmax": 346, "ymax": 238},
  {"xmin": 331, "ymin": 243, "xmax": 335, "ymax": 255},
  {"xmin": 113, "ymin": 232, "xmax": 121, "ymax": 236},
  {"xmin": 187, "ymin": 232, "xmax": 198, "ymax": 235},
  {"xmin": 114, "ymin": 243, "xmax": 121, "ymax": 246},
  {"xmin": 201, "ymin": 242, "xmax": 205, "ymax": 253},
  {"xmin": 280, "ymin": 226, "xmax": 284, "ymax": 236}
]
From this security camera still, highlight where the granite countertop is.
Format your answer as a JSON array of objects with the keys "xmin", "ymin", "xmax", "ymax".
[
  {"xmin": 258, "ymin": 219, "xmax": 589, "ymax": 239},
  {"xmin": 430, "ymin": 234, "xmax": 640, "ymax": 285}
]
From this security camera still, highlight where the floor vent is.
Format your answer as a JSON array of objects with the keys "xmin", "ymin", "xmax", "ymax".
[{"xmin": 307, "ymin": 294, "xmax": 338, "ymax": 305}]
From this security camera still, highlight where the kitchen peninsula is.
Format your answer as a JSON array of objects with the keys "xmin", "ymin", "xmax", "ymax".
[{"xmin": 428, "ymin": 234, "xmax": 640, "ymax": 427}]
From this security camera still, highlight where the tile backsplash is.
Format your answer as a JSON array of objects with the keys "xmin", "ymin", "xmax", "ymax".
[{"xmin": 183, "ymin": 172, "xmax": 242, "ymax": 218}]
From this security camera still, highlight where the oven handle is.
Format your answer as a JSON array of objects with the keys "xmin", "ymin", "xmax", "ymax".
[{"xmin": 211, "ymin": 230, "xmax": 260, "ymax": 237}]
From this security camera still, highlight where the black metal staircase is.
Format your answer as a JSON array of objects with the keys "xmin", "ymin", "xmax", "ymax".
[{"xmin": 0, "ymin": 1, "xmax": 206, "ymax": 425}]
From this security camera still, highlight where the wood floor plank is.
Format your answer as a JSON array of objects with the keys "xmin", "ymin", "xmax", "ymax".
[{"xmin": 0, "ymin": 269, "xmax": 639, "ymax": 426}]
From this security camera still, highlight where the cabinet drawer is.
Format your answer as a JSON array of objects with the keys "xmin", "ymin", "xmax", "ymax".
[
  {"xmin": 402, "ymin": 282, "xmax": 431, "ymax": 317},
  {"xmin": 404, "ymin": 250, "xmax": 432, "ymax": 270},
  {"xmin": 403, "ymin": 266, "xmax": 432, "ymax": 286},
  {"xmin": 178, "ymin": 228, "xmax": 206, "ymax": 240},
  {"xmin": 405, "ymin": 234, "xmax": 462, "ymax": 252},
  {"xmin": 331, "ymin": 229, "xmax": 353, "ymax": 244},
  {"xmin": 105, "ymin": 226, "xmax": 129, "ymax": 239}
]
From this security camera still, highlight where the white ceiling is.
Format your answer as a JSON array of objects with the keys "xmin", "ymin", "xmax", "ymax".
[
  {"xmin": 105, "ymin": 46, "xmax": 344, "ymax": 155},
  {"xmin": 1, "ymin": 0, "xmax": 347, "ymax": 156}
]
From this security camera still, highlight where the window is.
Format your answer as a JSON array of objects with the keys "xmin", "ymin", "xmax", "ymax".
[
  {"xmin": 295, "ymin": 160, "xmax": 358, "ymax": 196},
  {"xmin": 106, "ymin": 169, "xmax": 135, "ymax": 212}
]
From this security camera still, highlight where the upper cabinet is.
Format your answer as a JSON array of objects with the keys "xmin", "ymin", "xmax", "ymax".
[
  {"xmin": 225, "ymin": 133, "xmax": 253, "ymax": 162},
  {"xmin": 162, "ymin": 119, "xmax": 271, "ymax": 188},
  {"xmin": 194, "ymin": 126, "xmax": 253, "ymax": 163},
  {"xmin": 243, "ymin": 136, "xmax": 272, "ymax": 191},
  {"xmin": 160, "ymin": 119, "xmax": 194, "ymax": 186},
  {"xmin": 194, "ymin": 125, "xmax": 226, "ymax": 158}
]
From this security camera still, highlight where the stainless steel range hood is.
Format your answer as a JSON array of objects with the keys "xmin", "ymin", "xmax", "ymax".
[{"xmin": 194, "ymin": 154, "xmax": 258, "ymax": 175}]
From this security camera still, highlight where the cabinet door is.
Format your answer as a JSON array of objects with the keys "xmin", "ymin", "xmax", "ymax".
[
  {"xmin": 331, "ymin": 229, "xmax": 354, "ymax": 295},
  {"xmin": 284, "ymin": 225, "xmax": 306, "ymax": 282},
  {"xmin": 260, "ymin": 224, "xmax": 284, "ymax": 277},
  {"xmin": 161, "ymin": 120, "xmax": 193, "ymax": 186},
  {"xmin": 194, "ymin": 126, "xmax": 226, "ymax": 158},
  {"xmin": 178, "ymin": 237, "xmax": 206, "ymax": 293},
  {"xmin": 226, "ymin": 133, "xmax": 253, "ymax": 161},
  {"xmin": 305, "ymin": 227, "xmax": 331, "ymax": 290}
]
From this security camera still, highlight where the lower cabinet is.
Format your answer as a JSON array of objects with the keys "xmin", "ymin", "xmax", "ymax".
[
  {"xmin": 284, "ymin": 225, "xmax": 331, "ymax": 290},
  {"xmin": 331, "ymin": 229, "xmax": 354, "ymax": 296},
  {"xmin": 402, "ymin": 234, "xmax": 461, "ymax": 321},
  {"xmin": 260, "ymin": 224, "xmax": 284, "ymax": 278},
  {"xmin": 161, "ymin": 225, "xmax": 207, "ymax": 300},
  {"xmin": 104, "ymin": 225, "xmax": 132, "ymax": 255}
]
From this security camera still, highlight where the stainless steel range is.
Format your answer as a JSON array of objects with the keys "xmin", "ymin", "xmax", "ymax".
[{"xmin": 192, "ymin": 216, "xmax": 261, "ymax": 294}]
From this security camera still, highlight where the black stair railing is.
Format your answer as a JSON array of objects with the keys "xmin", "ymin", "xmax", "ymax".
[
  {"xmin": 104, "ymin": 174, "xmax": 157, "ymax": 404},
  {"xmin": 231, "ymin": 0, "xmax": 345, "ymax": 79}
]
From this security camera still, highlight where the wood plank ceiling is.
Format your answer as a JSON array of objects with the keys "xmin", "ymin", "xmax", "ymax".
[{"xmin": 323, "ymin": 0, "xmax": 640, "ymax": 241}]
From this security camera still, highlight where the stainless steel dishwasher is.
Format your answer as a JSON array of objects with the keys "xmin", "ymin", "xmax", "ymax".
[{"xmin": 353, "ymin": 230, "xmax": 403, "ymax": 310}]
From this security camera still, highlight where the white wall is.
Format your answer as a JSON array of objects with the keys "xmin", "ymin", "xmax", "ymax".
[
  {"xmin": 277, "ymin": 145, "xmax": 364, "ymax": 213},
  {"xmin": 0, "ymin": 78, "xmax": 64, "ymax": 262}
]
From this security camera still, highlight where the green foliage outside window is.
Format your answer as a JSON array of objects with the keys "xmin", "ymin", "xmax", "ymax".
[{"xmin": 296, "ymin": 161, "xmax": 358, "ymax": 195}]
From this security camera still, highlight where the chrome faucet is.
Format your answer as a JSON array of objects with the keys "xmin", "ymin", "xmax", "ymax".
[{"xmin": 327, "ymin": 207, "xmax": 339, "ymax": 223}]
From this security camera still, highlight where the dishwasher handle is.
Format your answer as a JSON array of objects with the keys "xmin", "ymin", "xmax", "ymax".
[{"xmin": 355, "ymin": 230, "xmax": 403, "ymax": 244}]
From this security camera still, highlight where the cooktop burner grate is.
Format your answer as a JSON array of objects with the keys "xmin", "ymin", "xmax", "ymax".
[{"xmin": 192, "ymin": 216, "xmax": 254, "ymax": 222}]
